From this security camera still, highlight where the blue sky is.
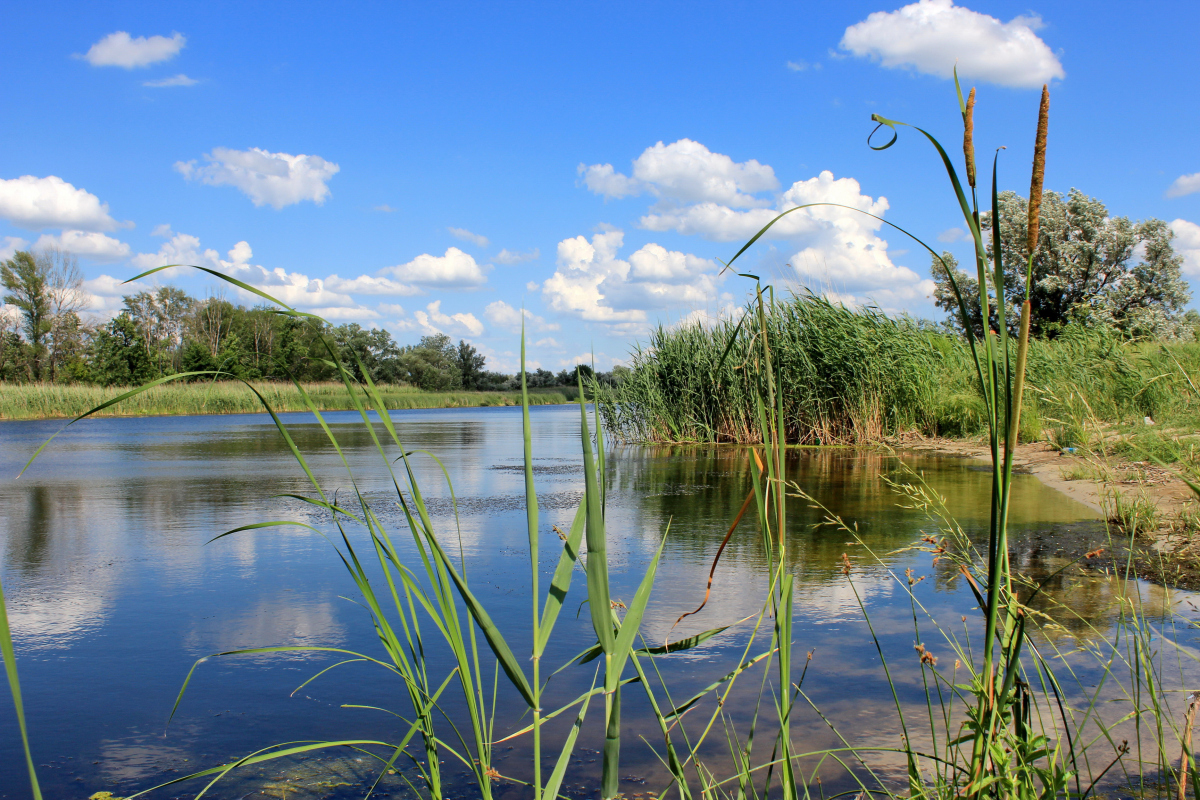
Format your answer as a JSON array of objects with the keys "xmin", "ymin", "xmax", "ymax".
[{"xmin": 2, "ymin": 0, "xmax": 1198, "ymax": 372}]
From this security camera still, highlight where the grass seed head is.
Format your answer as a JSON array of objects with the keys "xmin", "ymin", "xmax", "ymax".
[
  {"xmin": 1028, "ymin": 84, "xmax": 1050, "ymax": 256},
  {"xmin": 963, "ymin": 86, "xmax": 977, "ymax": 189}
]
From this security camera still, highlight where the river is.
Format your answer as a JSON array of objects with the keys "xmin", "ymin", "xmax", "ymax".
[{"xmin": 0, "ymin": 404, "xmax": 1184, "ymax": 799}]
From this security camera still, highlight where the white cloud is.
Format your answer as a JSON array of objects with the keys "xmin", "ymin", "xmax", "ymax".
[
  {"xmin": 937, "ymin": 227, "xmax": 969, "ymax": 242},
  {"xmin": 0, "ymin": 236, "xmax": 28, "ymax": 261},
  {"xmin": 131, "ymin": 232, "xmax": 219, "ymax": 271},
  {"xmin": 33, "ymin": 230, "xmax": 130, "ymax": 262},
  {"xmin": 641, "ymin": 170, "xmax": 889, "ymax": 243},
  {"xmin": 1167, "ymin": 174, "xmax": 1200, "ymax": 199},
  {"xmin": 484, "ymin": 300, "xmax": 557, "ymax": 333},
  {"xmin": 130, "ymin": 235, "xmax": 377, "ymax": 318},
  {"xmin": 448, "ymin": 227, "xmax": 489, "ymax": 247},
  {"xmin": 324, "ymin": 274, "xmax": 420, "ymax": 296},
  {"xmin": 176, "ymin": 147, "xmax": 340, "ymax": 209},
  {"xmin": 383, "ymin": 247, "xmax": 490, "ymax": 287},
  {"xmin": 143, "ymin": 74, "xmax": 198, "ymax": 88},
  {"xmin": 495, "ymin": 247, "xmax": 540, "ymax": 265},
  {"xmin": 541, "ymin": 230, "xmax": 721, "ymax": 330},
  {"xmin": 374, "ymin": 204, "xmax": 396, "ymax": 212},
  {"xmin": 840, "ymin": 0, "xmax": 1065, "ymax": 88},
  {"xmin": 83, "ymin": 274, "xmax": 151, "ymax": 317},
  {"xmin": 578, "ymin": 163, "xmax": 643, "ymax": 199},
  {"xmin": 412, "ymin": 300, "xmax": 484, "ymax": 337},
  {"xmin": 151, "ymin": 223, "xmax": 173, "ymax": 238},
  {"xmin": 378, "ymin": 303, "xmax": 406, "ymax": 317},
  {"xmin": 0, "ymin": 175, "xmax": 120, "ymax": 231},
  {"xmin": 1172, "ymin": 219, "xmax": 1200, "ymax": 278},
  {"xmin": 586, "ymin": 139, "xmax": 933, "ymax": 312},
  {"xmin": 581, "ymin": 139, "xmax": 778, "ymax": 207},
  {"xmin": 81, "ymin": 31, "xmax": 186, "ymax": 68},
  {"xmin": 534, "ymin": 337, "xmax": 562, "ymax": 349}
]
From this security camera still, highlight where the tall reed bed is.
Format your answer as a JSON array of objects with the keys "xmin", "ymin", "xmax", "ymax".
[
  {"xmin": 0, "ymin": 380, "xmax": 574, "ymax": 420},
  {"xmin": 4, "ymin": 80, "xmax": 1200, "ymax": 800},
  {"xmin": 601, "ymin": 293, "xmax": 955, "ymax": 445},
  {"xmin": 602, "ymin": 295, "xmax": 1200, "ymax": 449}
]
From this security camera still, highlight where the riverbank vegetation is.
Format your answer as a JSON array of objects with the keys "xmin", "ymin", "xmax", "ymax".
[
  {"xmin": 1, "ymin": 266, "xmax": 623, "ymax": 393},
  {"xmin": 6, "ymin": 82, "xmax": 1200, "ymax": 800},
  {"xmin": 0, "ymin": 380, "xmax": 578, "ymax": 420},
  {"xmin": 601, "ymin": 293, "xmax": 1200, "ymax": 455}
]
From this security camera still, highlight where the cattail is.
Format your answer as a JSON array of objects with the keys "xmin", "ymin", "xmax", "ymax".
[
  {"xmin": 1027, "ymin": 84, "xmax": 1050, "ymax": 256},
  {"xmin": 963, "ymin": 87, "xmax": 977, "ymax": 189},
  {"xmin": 1006, "ymin": 300, "xmax": 1031, "ymax": 455}
]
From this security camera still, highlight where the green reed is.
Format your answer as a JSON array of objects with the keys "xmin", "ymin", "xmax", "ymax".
[
  {"xmin": 0, "ymin": 380, "xmax": 573, "ymax": 420},
  {"xmin": 7, "ymin": 81, "xmax": 1200, "ymax": 800}
]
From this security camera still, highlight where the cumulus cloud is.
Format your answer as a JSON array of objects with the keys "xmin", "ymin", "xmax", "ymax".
[
  {"xmin": 484, "ymin": 300, "xmax": 557, "ymax": 333},
  {"xmin": 131, "ymin": 232, "xmax": 219, "ymax": 271},
  {"xmin": 1167, "ymin": 174, "xmax": 1200, "ymax": 199},
  {"xmin": 143, "ymin": 74, "xmax": 198, "ymax": 88},
  {"xmin": 840, "ymin": 0, "xmax": 1064, "ymax": 88},
  {"xmin": 541, "ymin": 230, "xmax": 721, "ymax": 330},
  {"xmin": 448, "ymin": 227, "xmax": 489, "ymax": 247},
  {"xmin": 581, "ymin": 139, "xmax": 778, "ymax": 207},
  {"xmin": 411, "ymin": 300, "xmax": 484, "ymax": 337},
  {"xmin": 583, "ymin": 139, "xmax": 936, "ymax": 314},
  {"xmin": 1172, "ymin": 219, "xmax": 1200, "ymax": 278},
  {"xmin": 82, "ymin": 274, "xmax": 152, "ymax": 317},
  {"xmin": 81, "ymin": 31, "xmax": 186, "ymax": 68},
  {"xmin": 131, "ymin": 235, "xmax": 378, "ymax": 317},
  {"xmin": 33, "ymin": 230, "xmax": 130, "ymax": 262},
  {"xmin": 176, "ymin": 147, "xmax": 340, "ymax": 209},
  {"xmin": 0, "ymin": 236, "xmax": 29, "ymax": 260},
  {"xmin": 383, "ymin": 247, "xmax": 490, "ymax": 287},
  {"xmin": 324, "ymin": 274, "xmax": 421, "ymax": 296},
  {"xmin": 495, "ymin": 247, "xmax": 540, "ymax": 265},
  {"xmin": 0, "ymin": 175, "xmax": 120, "ymax": 231}
]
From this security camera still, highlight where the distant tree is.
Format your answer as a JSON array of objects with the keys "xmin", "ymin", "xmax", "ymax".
[
  {"xmin": 93, "ymin": 314, "xmax": 153, "ymax": 386},
  {"xmin": 932, "ymin": 189, "xmax": 1190, "ymax": 339},
  {"xmin": 333, "ymin": 323, "xmax": 402, "ymax": 383},
  {"xmin": 455, "ymin": 340, "xmax": 486, "ymax": 390},
  {"xmin": 39, "ymin": 248, "xmax": 86, "ymax": 381},
  {"xmin": 1, "ymin": 251, "xmax": 50, "ymax": 379},
  {"xmin": 399, "ymin": 334, "xmax": 462, "ymax": 391}
]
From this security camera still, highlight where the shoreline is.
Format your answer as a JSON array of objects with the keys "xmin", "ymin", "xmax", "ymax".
[
  {"xmin": 895, "ymin": 433, "xmax": 1200, "ymax": 586},
  {"xmin": 0, "ymin": 381, "xmax": 578, "ymax": 421}
]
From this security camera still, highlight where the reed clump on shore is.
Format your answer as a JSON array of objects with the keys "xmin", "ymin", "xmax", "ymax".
[
  {"xmin": 600, "ymin": 292, "xmax": 1200, "ymax": 451},
  {"xmin": 0, "ymin": 380, "xmax": 576, "ymax": 420}
]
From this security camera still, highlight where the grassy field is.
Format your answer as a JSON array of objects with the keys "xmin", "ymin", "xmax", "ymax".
[{"xmin": 0, "ymin": 380, "xmax": 578, "ymax": 420}]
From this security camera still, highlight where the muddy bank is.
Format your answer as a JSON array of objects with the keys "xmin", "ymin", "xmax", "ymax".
[{"xmin": 891, "ymin": 433, "xmax": 1200, "ymax": 589}]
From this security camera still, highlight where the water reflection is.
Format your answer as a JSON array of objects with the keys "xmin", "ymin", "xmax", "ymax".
[{"xmin": 0, "ymin": 406, "xmax": 1171, "ymax": 799}]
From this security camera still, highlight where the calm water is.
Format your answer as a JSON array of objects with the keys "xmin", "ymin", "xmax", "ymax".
[{"xmin": 0, "ymin": 405, "xmax": 1178, "ymax": 798}]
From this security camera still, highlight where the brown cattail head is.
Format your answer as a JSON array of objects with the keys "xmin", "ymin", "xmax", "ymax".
[
  {"xmin": 963, "ymin": 87, "xmax": 977, "ymax": 189},
  {"xmin": 1027, "ymin": 84, "xmax": 1050, "ymax": 256}
]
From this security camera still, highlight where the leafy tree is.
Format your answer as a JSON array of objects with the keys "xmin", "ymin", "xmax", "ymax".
[
  {"xmin": 455, "ymin": 340, "xmax": 486, "ymax": 390},
  {"xmin": 399, "ymin": 334, "xmax": 462, "ymax": 391},
  {"xmin": 1, "ymin": 251, "xmax": 50, "ymax": 379},
  {"xmin": 333, "ymin": 323, "xmax": 402, "ymax": 383},
  {"xmin": 93, "ymin": 314, "xmax": 153, "ymax": 386},
  {"xmin": 932, "ymin": 189, "xmax": 1190, "ymax": 339}
]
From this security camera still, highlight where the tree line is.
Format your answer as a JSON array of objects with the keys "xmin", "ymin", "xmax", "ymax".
[{"xmin": 1, "ymin": 250, "xmax": 618, "ymax": 389}]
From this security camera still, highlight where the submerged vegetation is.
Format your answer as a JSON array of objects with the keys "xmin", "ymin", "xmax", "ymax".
[{"xmin": 6, "ymin": 79, "xmax": 1200, "ymax": 800}]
